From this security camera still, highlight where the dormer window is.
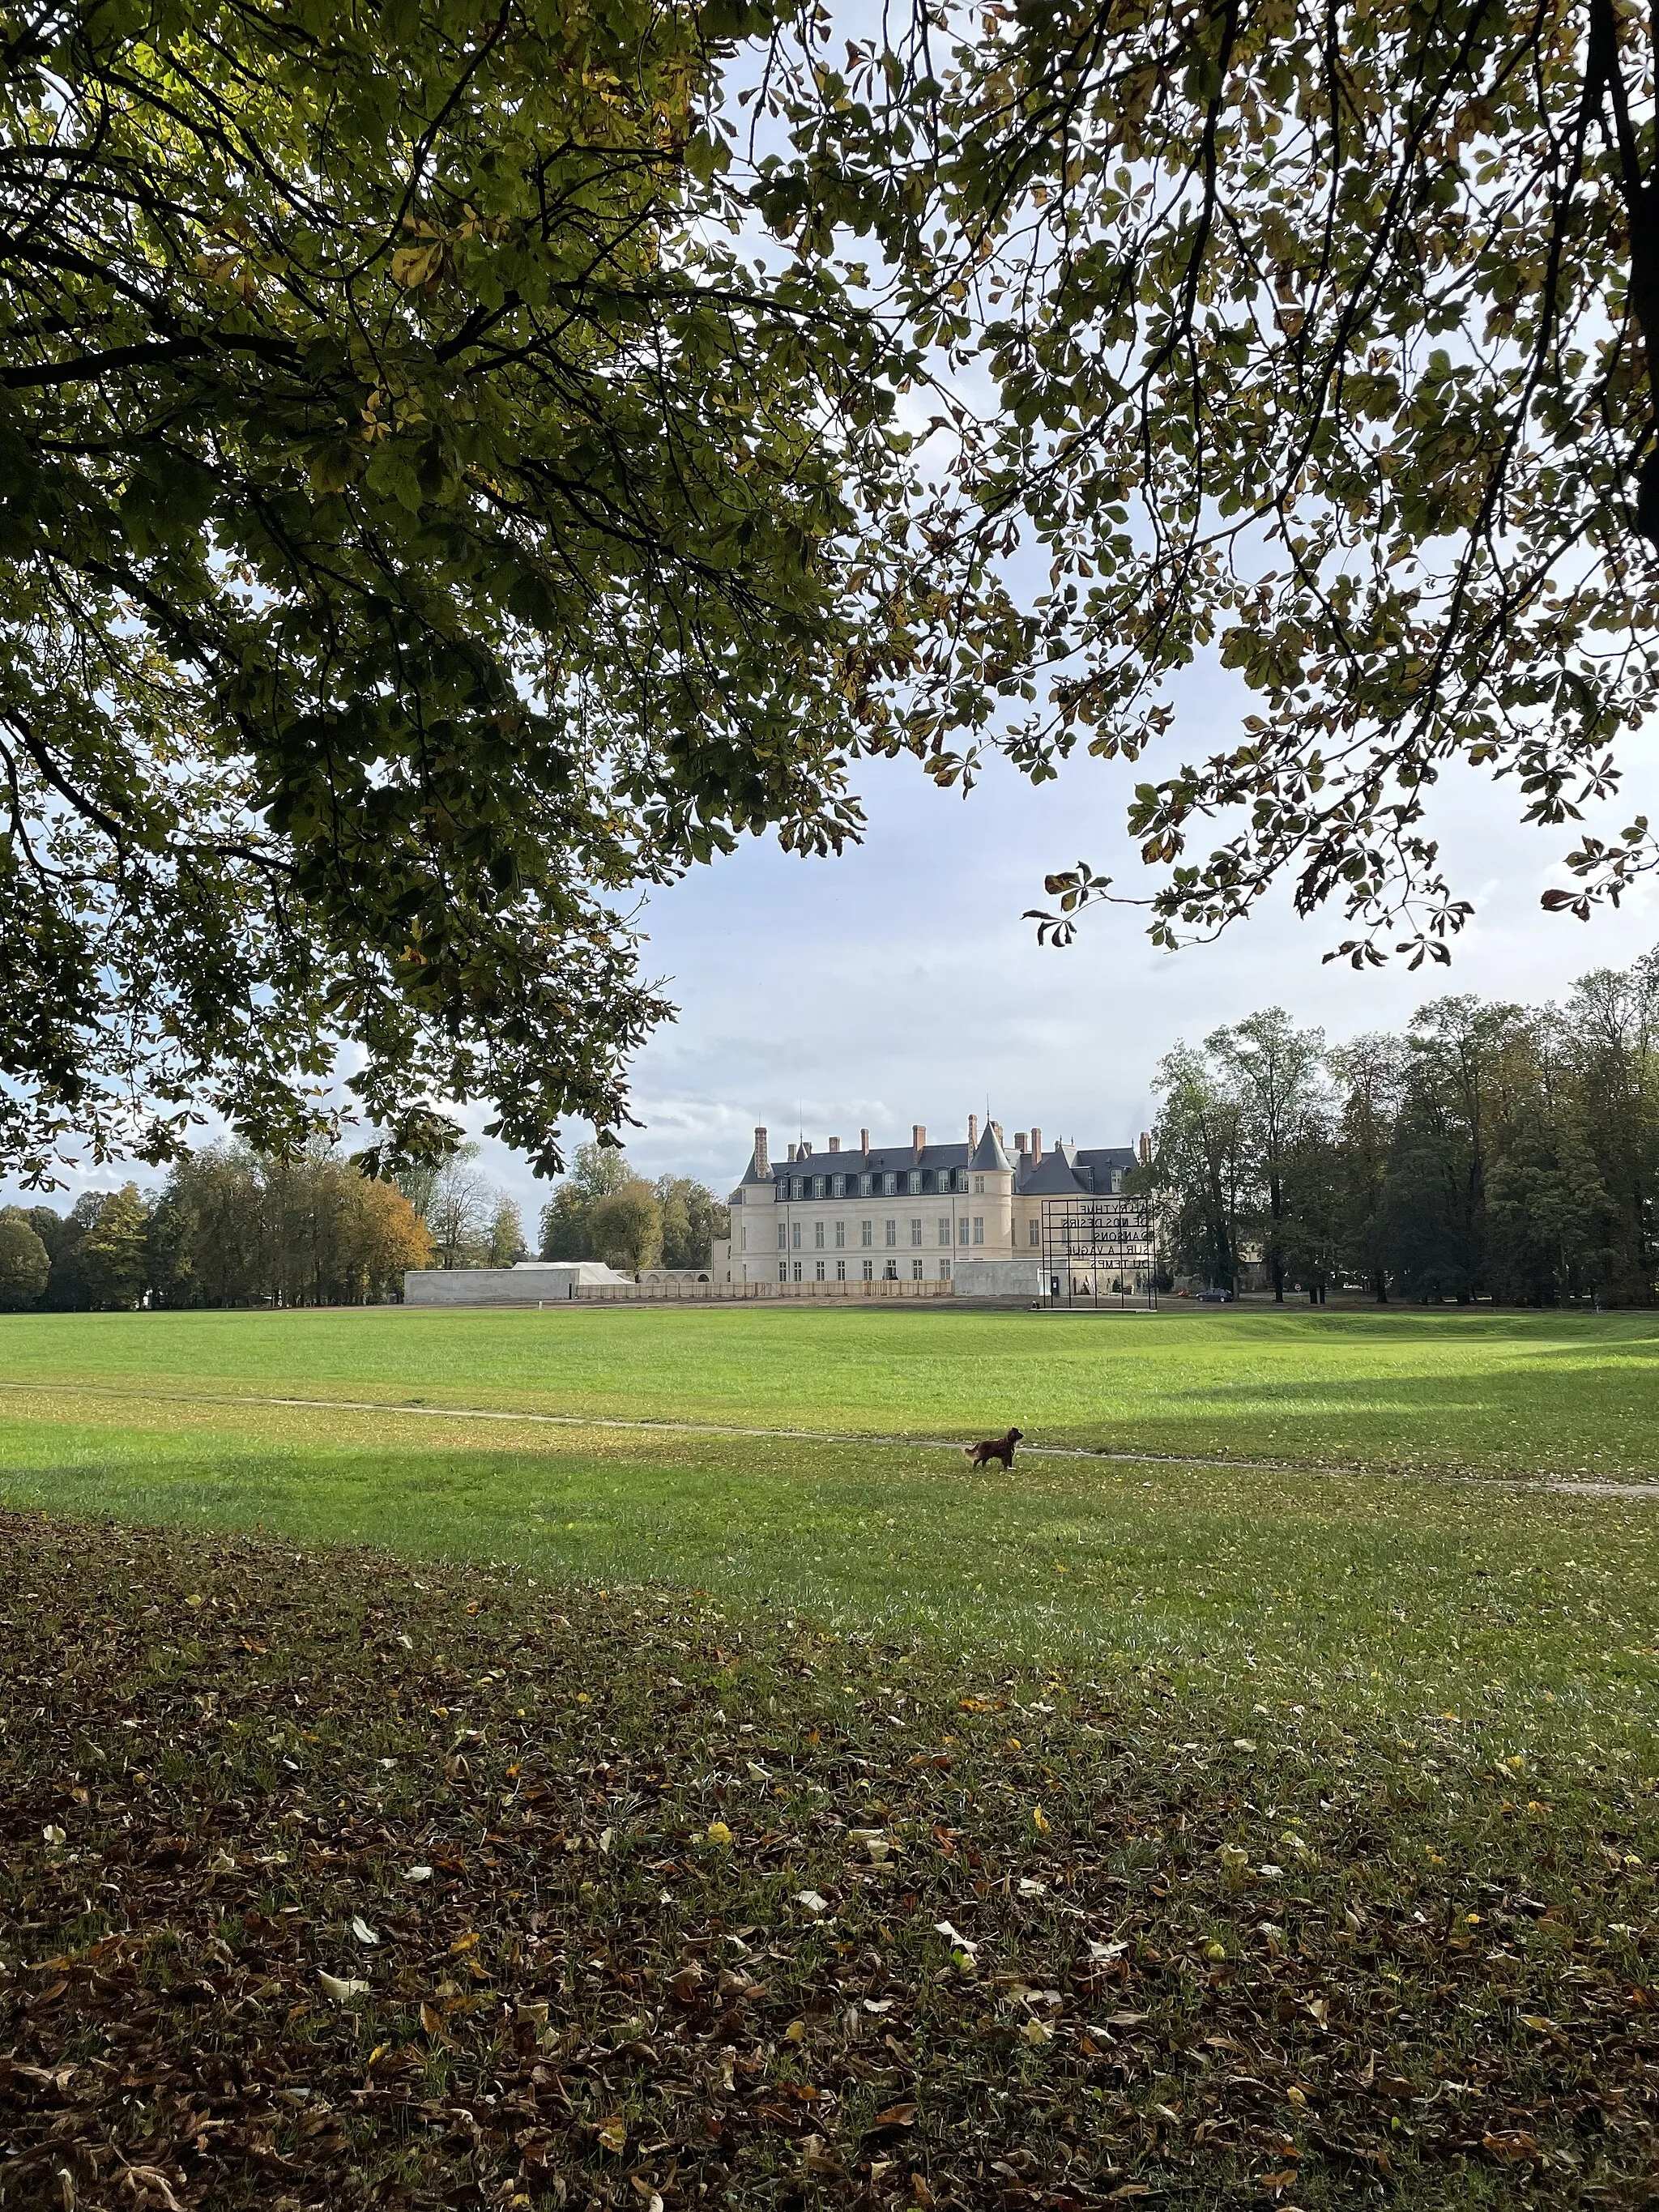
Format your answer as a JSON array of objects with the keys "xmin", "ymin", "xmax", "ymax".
[
  {"xmin": 813, "ymin": 1176, "xmax": 827, "ymax": 1199},
  {"xmin": 791, "ymin": 1178, "xmax": 804, "ymax": 1200},
  {"xmin": 907, "ymin": 1171, "xmax": 922, "ymax": 1195},
  {"xmin": 831, "ymin": 1174, "xmax": 844, "ymax": 1198}
]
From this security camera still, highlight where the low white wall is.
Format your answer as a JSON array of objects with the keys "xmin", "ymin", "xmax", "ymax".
[
  {"xmin": 953, "ymin": 1259, "xmax": 1047, "ymax": 1300},
  {"xmin": 405, "ymin": 1265, "xmax": 603, "ymax": 1306}
]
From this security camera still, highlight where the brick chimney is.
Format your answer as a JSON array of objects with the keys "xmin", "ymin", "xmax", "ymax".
[
  {"xmin": 912, "ymin": 1123, "xmax": 927, "ymax": 1153},
  {"xmin": 827, "ymin": 1136, "xmax": 839, "ymax": 1152},
  {"xmin": 786, "ymin": 1142, "xmax": 796, "ymax": 1162},
  {"xmin": 859, "ymin": 1127, "xmax": 870, "ymax": 1154},
  {"xmin": 968, "ymin": 1114, "xmax": 979, "ymax": 1151},
  {"xmin": 1139, "ymin": 1130, "xmax": 1152, "ymax": 1165},
  {"xmin": 1031, "ymin": 1127, "xmax": 1043, "ymax": 1164},
  {"xmin": 753, "ymin": 1126, "xmax": 769, "ymax": 1174},
  {"xmin": 1014, "ymin": 1131, "xmax": 1028, "ymax": 1155},
  {"xmin": 992, "ymin": 1121, "xmax": 1004, "ymax": 1147}
]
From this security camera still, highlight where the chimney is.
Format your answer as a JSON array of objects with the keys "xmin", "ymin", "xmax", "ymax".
[
  {"xmin": 828, "ymin": 1136, "xmax": 840, "ymax": 1152},
  {"xmin": 992, "ymin": 1121, "xmax": 1004, "ymax": 1147},
  {"xmin": 968, "ymin": 1114, "xmax": 979, "ymax": 1151},
  {"xmin": 800, "ymin": 1138, "xmax": 811, "ymax": 1156},
  {"xmin": 753, "ymin": 1126, "xmax": 769, "ymax": 1174},
  {"xmin": 859, "ymin": 1127, "xmax": 870, "ymax": 1154},
  {"xmin": 1139, "ymin": 1130, "xmax": 1152, "ymax": 1165},
  {"xmin": 1031, "ymin": 1127, "xmax": 1043, "ymax": 1164},
  {"xmin": 913, "ymin": 1123, "xmax": 927, "ymax": 1153},
  {"xmin": 1015, "ymin": 1132, "xmax": 1028, "ymax": 1155}
]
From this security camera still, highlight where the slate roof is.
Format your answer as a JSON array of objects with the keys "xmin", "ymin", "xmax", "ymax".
[{"xmin": 734, "ymin": 1132, "xmax": 1140, "ymax": 1199}]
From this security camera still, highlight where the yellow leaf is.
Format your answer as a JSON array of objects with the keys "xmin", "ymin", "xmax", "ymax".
[
  {"xmin": 706, "ymin": 1819, "xmax": 733, "ymax": 1845},
  {"xmin": 1032, "ymin": 1805, "xmax": 1051, "ymax": 1834},
  {"xmin": 597, "ymin": 2115, "xmax": 628, "ymax": 2155}
]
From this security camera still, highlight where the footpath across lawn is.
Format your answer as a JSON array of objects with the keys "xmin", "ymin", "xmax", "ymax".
[
  {"xmin": 0, "ymin": 1511, "xmax": 1654, "ymax": 2211},
  {"xmin": 7, "ymin": 1300, "xmax": 1659, "ymax": 1478}
]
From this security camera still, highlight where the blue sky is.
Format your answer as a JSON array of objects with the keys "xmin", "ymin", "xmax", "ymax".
[{"xmin": 12, "ymin": 670, "xmax": 1659, "ymax": 1225}]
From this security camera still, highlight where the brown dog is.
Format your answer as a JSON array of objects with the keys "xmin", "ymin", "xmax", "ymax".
[{"xmin": 964, "ymin": 1427, "xmax": 1024, "ymax": 1470}]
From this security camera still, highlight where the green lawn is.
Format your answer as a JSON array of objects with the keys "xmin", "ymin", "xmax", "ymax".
[
  {"xmin": 2, "ymin": 1306, "xmax": 1657, "ymax": 2206},
  {"xmin": 0, "ymin": 1306, "xmax": 1656, "ymax": 1746},
  {"xmin": 5, "ymin": 1299, "xmax": 1659, "ymax": 1473}
]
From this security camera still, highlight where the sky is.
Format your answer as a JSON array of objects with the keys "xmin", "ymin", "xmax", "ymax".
[{"xmin": 13, "ymin": 667, "xmax": 1659, "ymax": 1228}]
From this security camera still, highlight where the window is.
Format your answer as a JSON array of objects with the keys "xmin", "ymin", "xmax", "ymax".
[
  {"xmin": 911, "ymin": 1258, "xmax": 923, "ymax": 1280},
  {"xmin": 885, "ymin": 1219, "xmax": 898, "ymax": 1247},
  {"xmin": 1029, "ymin": 1219, "xmax": 1040, "ymax": 1246},
  {"xmin": 958, "ymin": 1217, "xmax": 970, "ymax": 1245},
  {"xmin": 778, "ymin": 1223, "xmax": 787, "ymax": 1250},
  {"xmin": 938, "ymin": 1217, "xmax": 951, "ymax": 1245},
  {"xmin": 740, "ymin": 1224, "xmax": 748, "ymax": 1251},
  {"xmin": 814, "ymin": 1221, "xmax": 825, "ymax": 1249},
  {"xmin": 861, "ymin": 1219, "xmax": 873, "ymax": 1247},
  {"xmin": 835, "ymin": 1221, "xmax": 846, "ymax": 1248},
  {"xmin": 791, "ymin": 1221, "xmax": 801, "ymax": 1249},
  {"xmin": 859, "ymin": 1173, "xmax": 873, "ymax": 1196},
  {"xmin": 884, "ymin": 1172, "xmax": 898, "ymax": 1196},
  {"xmin": 813, "ymin": 1176, "xmax": 827, "ymax": 1199},
  {"xmin": 831, "ymin": 1174, "xmax": 844, "ymax": 1198},
  {"xmin": 885, "ymin": 1259, "xmax": 898, "ymax": 1281},
  {"xmin": 939, "ymin": 1258, "xmax": 952, "ymax": 1280},
  {"xmin": 778, "ymin": 1261, "xmax": 787, "ymax": 1281},
  {"xmin": 974, "ymin": 1174, "xmax": 985, "ymax": 1195},
  {"xmin": 791, "ymin": 1178, "xmax": 804, "ymax": 1200},
  {"xmin": 815, "ymin": 1259, "xmax": 825, "ymax": 1281},
  {"xmin": 862, "ymin": 1258, "xmax": 874, "ymax": 1281},
  {"xmin": 973, "ymin": 1217, "xmax": 985, "ymax": 1244},
  {"xmin": 793, "ymin": 1259, "xmax": 803, "ymax": 1281},
  {"xmin": 836, "ymin": 1259, "xmax": 847, "ymax": 1281},
  {"xmin": 910, "ymin": 1218, "xmax": 923, "ymax": 1246},
  {"xmin": 907, "ymin": 1171, "xmax": 922, "ymax": 1195}
]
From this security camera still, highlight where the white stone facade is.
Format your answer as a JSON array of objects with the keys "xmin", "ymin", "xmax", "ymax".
[{"xmin": 710, "ymin": 1119, "xmax": 1142, "ymax": 1289}]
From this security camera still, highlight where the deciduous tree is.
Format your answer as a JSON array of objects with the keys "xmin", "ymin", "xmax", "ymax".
[{"xmin": 0, "ymin": 0, "xmax": 927, "ymax": 1184}]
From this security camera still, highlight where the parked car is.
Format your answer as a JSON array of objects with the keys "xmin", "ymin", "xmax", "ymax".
[{"xmin": 1197, "ymin": 1286, "xmax": 1232, "ymax": 1302}]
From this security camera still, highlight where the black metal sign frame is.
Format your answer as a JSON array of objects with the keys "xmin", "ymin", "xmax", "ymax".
[{"xmin": 1039, "ymin": 1195, "xmax": 1159, "ymax": 1310}]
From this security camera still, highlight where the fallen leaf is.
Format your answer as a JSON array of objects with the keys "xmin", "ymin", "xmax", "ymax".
[
  {"xmin": 318, "ymin": 1971, "xmax": 370, "ymax": 2001},
  {"xmin": 350, "ymin": 1916, "xmax": 379, "ymax": 1946},
  {"xmin": 871, "ymin": 2101, "xmax": 918, "ymax": 2129},
  {"xmin": 596, "ymin": 2115, "xmax": 628, "ymax": 2155}
]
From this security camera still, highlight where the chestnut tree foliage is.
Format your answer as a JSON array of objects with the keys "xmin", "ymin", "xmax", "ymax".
[
  {"xmin": 0, "ymin": 0, "xmax": 927, "ymax": 1181},
  {"xmin": 764, "ymin": 0, "xmax": 1659, "ymax": 964},
  {"xmin": 15, "ymin": 0, "xmax": 1659, "ymax": 1184}
]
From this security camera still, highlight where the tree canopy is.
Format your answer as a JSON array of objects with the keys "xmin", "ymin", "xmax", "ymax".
[
  {"xmin": 14, "ymin": 0, "xmax": 1659, "ymax": 1187},
  {"xmin": 1149, "ymin": 955, "xmax": 1659, "ymax": 1303},
  {"xmin": 771, "ymin": 0, "xmax": 1659, "ymax": 965},
  {"xmin": 0, "ymin": 0, "xmax": 923, "ymax": 1183}
]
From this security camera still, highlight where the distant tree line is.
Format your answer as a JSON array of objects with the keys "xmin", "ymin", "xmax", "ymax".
[
  {"xmin": 0, "ymin": 1149, "xmax": 437, "ymax": 1311},
  {"xmin": 1149, "ymin": 957, "xmax": 1659, "ymax": 1306},
  {"xmin": 538, "ymin": 1144, "xmax": 727, "ymax": 1273}
]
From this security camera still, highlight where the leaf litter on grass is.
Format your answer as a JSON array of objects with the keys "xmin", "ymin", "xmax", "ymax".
[{"xmin": 0, "ymin": 1510, "xmax": 1655, "ymax": 2210}]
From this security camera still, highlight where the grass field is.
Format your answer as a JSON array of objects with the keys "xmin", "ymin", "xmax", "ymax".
[
  {"xmin": 8, "ymin": 1299, "xmax": 1659, "ymax": 1473},
  {"xmin": 1, "ymin": 1305, "xmax": 1657, "ymax": 2206}
]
